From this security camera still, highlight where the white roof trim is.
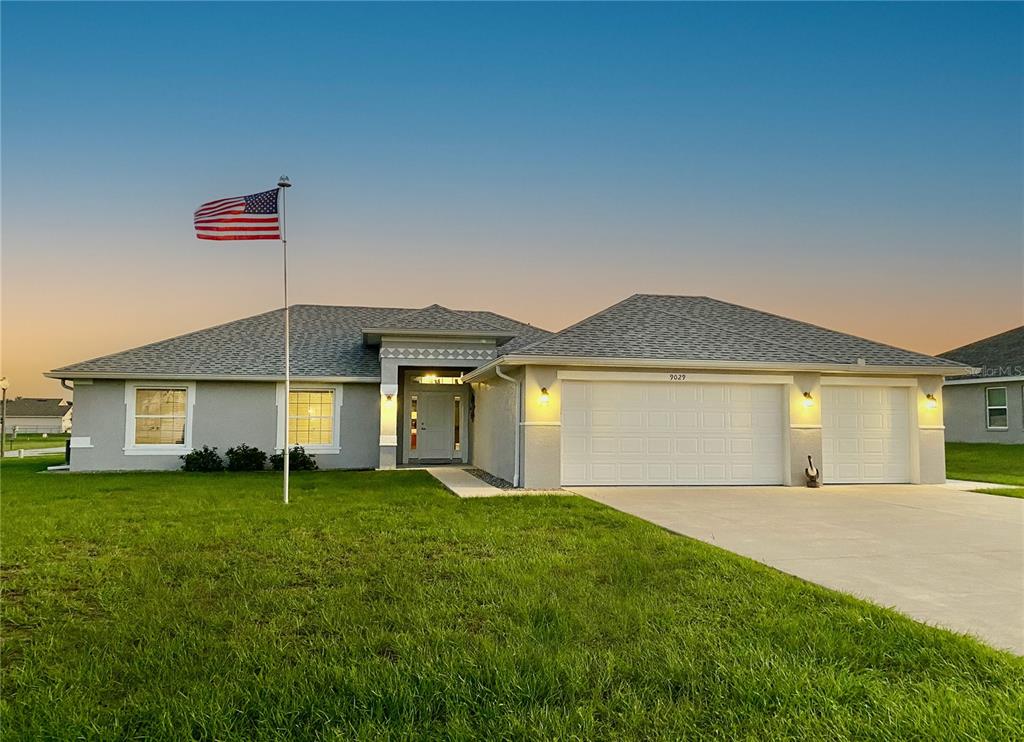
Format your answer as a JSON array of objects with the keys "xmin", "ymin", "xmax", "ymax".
[
  {"xmin": 462, "ymin": 354, "xmax": 972, "ymax": 383},
  {"xmin": 944, "ymin": 375, "xmax": 1024, "ymax": 386}
]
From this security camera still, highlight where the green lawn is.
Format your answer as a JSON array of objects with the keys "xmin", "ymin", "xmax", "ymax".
[
  {"xmin": 946, "ymin": 442, "xmax": 1024, "ymax": 498},
  {"xmin": 2, "ymin": 457, "xmax": 1022, "ymax": 739},
  {"xmin": 2, "ymin": 432, "xmax": 69, "ymax": 452}
]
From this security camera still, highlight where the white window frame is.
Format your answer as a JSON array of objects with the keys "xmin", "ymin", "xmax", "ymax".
[
  {"xmin": 275, "ymin": 383, "xmax": 343, "ymax": 454},
  {"xmin": 985, "ymin": 386, "xmax": 1009, "ymax": 430},
  {"xmin": 123, "ymin": 381, "xmax": 196, "ymax": 455}
]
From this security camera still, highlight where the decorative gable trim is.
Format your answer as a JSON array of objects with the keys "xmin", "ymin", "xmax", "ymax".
[{"xmin": 379, "ymin": 347, "xmax": 496, "ymax": 361}]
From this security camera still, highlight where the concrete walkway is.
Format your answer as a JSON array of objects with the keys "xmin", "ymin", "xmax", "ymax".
[
  {"xmin": 2, "ymin": 447, "xmax": 65, "ymax": 458},
  {"xmin": 571, "ymin": 484, "xmax": 1024, "ymax": 654},
  {"xmin": 426, "ymin": 467, "xmax": 507, "ymax": 498},
  {"xmin": 943, "ymin": 478, "xmax": 1017, "ymax": 492}
]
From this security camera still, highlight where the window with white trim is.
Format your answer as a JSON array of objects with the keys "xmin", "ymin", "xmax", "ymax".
[
  {"xmin": 985, "ymin": 387, "xmax": 1008, "ymax": 430},
  {"xmin": 288, "ymin": 389, "xmax": 335, "ymax": 446},
  {"xmin": 125, "ymin": 383, "xmax": 194, "ymax": 453}
]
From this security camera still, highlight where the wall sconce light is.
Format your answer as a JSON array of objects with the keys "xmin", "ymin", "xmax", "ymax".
[
  {"xmin": 383, "ymin": 393, "xmax": 395, "ymax": 404},
  {"xmin": 925, "ymin": 393, "xmax": 938, "ymax": 409},
  {"xmin": 802, "ymin": 391, "xmax": 814, "ymax": 408},
  {"xmin": 539, "ymin": 387, "xmax": 550, "ymax": 405}
]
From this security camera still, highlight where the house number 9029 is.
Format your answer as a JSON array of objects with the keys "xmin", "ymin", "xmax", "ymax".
[{"xmin": 668, "ymin": 373, "xmax": 687, "ymax": 381}]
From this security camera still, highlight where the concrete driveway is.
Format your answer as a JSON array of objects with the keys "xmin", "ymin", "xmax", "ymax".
[{"xmin": 571, "ymin": 484, "xmax": 1024, "ymax": 654}]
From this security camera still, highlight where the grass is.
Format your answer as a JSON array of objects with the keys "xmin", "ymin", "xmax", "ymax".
[
  {"xmin": 2, "ymin": 456, "xmax": 1023, "ymax": 739},
  {"xmin": 946, "ymin": 442, "xmax": 1024, "ymax": 498},
  {"xmin": 946, "ymin": 442, "xmax": 1024, "ymax": 486},
  {"xmin": 975, "ymin": 487, "xmax": 1024, "ymax": 499},
  {"xmin": 2, "ymin": 432, "xmax": 69, "ymax": 452}
]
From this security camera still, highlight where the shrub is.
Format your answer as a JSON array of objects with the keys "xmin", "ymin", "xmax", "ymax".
[
  {"xmin": 269, "ymin": 446, "xmax": 318, "ymax": 472},
  {"xmin": 225, "ymin": 444, "xmax": 268, "ymax": 472},
  {"xmin": 181, "ymin": 446, "xmax": 224, "ymax": 472}
]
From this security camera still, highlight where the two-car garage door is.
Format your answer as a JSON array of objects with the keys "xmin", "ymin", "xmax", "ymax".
[
  {"xmin": 561, "ymin": 380, "xmax": 786, "ymax": 485},
  {"xmin": 560, "ymin": 379, "xmax": 912, "ymax": 486}
]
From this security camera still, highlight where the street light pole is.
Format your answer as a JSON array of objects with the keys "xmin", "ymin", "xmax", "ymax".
[{"xmin": 1, "ymin": 377, "xmax": 8, "ymax": 455}]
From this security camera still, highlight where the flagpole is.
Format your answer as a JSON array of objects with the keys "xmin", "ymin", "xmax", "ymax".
[{"xmin": 278, "ymin": 175, "xmax": 292, "ymax": 505}]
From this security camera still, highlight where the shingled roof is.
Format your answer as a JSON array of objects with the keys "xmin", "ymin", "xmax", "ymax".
[
  {"xmin": 49, "ymin": 304, "xmax": 551, "ymax": 379},
  {"xmin": 511, "ymin": 295, "xmax": 964, "ymax": 369},
  {"xmin": 5, "ymin": 398, "xmax": 72, "ymax": 417},
  {"xmin": 940, "ymin": 325, "xmax": 1024, "ymax": 380}
]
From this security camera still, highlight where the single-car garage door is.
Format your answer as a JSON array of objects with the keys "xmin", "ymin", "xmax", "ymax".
[
  {"xmin": 561, "ymin": 380, "xmax": 785, "ymax": 485},
  {"xmin": 821, "ymin": 385, "xmax": 910, "ymax": 483}
]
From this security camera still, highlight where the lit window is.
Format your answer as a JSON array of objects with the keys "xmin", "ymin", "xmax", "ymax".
[
  {"xmin": 414, "ymin": 374, "xmax": 462, "ymax": 385},
  {"xmin": 986, "ymin": 387, "xmax": 1008, "ymax": 430},
  {"xmin": 288, "ymin": 390, "xmax": 334, "ymax": 446},
  {"xmin": 410, "ymin": 395, "xmax": 418, "ymax": 451},
  {"xmin": 453, "ymin": 395, "xmax": 461, "ymax": 453},
  {"xmin": 134, "ymin": 388, "xmax": 187, "ymax": 445}
]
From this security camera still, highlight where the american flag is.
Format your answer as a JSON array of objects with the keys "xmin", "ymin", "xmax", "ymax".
[{"xmin": 194, "ymin": 188, "xmax": 280, "ymax": 240}]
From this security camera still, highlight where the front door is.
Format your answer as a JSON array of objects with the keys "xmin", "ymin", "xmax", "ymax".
[{"xmin": 417, "ymin": 393, "xmax": 454, "ymax": 460}]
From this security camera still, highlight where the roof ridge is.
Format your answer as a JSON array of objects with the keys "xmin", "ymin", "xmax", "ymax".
[
  {"xmin": 456, "ymin": 309, "xmax": 550, "ymax": 333},
  {"xmin": 697, "ymin": 296, "xmax": 957, "ymax": 365},
  {"xmin": 638, "ymin": 298, "xmax": 849, "ymax": 366},
  {"xmin": 51, "ymin": 307, "xmax": 284, "ymax": 373}
]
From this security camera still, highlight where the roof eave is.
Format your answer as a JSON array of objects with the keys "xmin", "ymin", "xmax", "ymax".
[
  {"xmin": 45, "ymin": 371, "xmax": 382, "ymax": 383},
  {"xmin": 463, "ymin": 355, "xmax": 974, "ymax": 383}
]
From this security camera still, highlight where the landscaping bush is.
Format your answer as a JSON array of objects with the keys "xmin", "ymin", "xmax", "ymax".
[
  {"xmin": 180, "ymin": 446, "xmax": 224, "ymax": 472},
  {"xmin": 269, "ymin": 445, "xmax": 318, "ymax": 471},
  {"xmin": 225, "ymin": 444, "xmax": 268, "ymax": 471}
]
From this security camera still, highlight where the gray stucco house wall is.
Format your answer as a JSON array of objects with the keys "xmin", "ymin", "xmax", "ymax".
[
  {"xmin": 939, "ymin": 324, "xmax": 1023, "ymax": 445},
  {"xmin": 943, "ymin": 381, "xmax": 1024, "ymax": 444},
  {"xmin": 69, "ymin": 380, "xmax": 380, "ymax": 471}
]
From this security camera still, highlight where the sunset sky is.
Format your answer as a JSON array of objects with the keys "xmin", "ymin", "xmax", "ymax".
[{"xmin": 2, "ymin": 2, "xmax": 1022, "ymax": 397}]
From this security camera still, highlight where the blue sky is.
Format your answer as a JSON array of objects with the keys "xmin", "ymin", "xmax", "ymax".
[{"xmin": 2, "ymin": 2, "xmax": 1022, "ymax": 394}]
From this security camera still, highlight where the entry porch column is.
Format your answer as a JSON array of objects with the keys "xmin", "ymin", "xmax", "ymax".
[{"xmin": 379, "ymin": 358, "xmax": 399, "ymax": 469}]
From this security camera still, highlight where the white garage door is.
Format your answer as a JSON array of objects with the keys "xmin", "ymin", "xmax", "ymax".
[
  {"xmin": 561, "ymin": 380, "xmax": 785, "ymax": 486},
  {"xmin": 821, "ymin": 385, "xmax": 910, "ymax": 483}
]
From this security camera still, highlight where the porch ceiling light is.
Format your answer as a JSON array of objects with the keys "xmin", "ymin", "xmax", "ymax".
[
  {"xmin": 802, "ymin": 392, "xmax": 814, "ymax": 408},
  {"xmin": 539, "ymin": 387, "xmax": 551, "ymax": 405},
  {"xmin": 924, "ymin": 393, "xmax": 938, "ymax": 409}
]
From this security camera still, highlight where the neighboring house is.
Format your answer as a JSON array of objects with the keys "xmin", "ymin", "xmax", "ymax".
[
  {"xmin": 939, "ymin": 325, "xmax": 1024, "ymax": 444},
  {"xmin": 3, "ymin": 397, "xmax": 73, "ymax": 434},
  {"xmin": 47, "ymin": 295, "xmax": 970, "ymax": 486}
]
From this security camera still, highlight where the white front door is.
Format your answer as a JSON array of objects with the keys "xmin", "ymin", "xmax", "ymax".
[
  {"xmin": 821, "ymin": 385, "xmax": 911, "ymax": 483},
  {"xmin": 416, "ymin": 393, "xmax": 454, "ymax": 460},
  {"xmin": 561, "ymin": 380, "xmax": 785, "ymax": 486}
]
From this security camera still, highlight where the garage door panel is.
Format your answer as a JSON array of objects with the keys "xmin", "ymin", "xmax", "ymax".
[
  {"xmin": 675, "ymin": 411, "xmax": 699, "ymax": 429},
  {"xmin": 822, "ymin": 386, "xmax": 910, "ymax": 484},
  {"xmin": 730, "ymin": 438, "xmax": 753, "ymax": 455},
  {"xmin": 675, "ymin": 437, "xmax": 699, "ymax": 455},
  {"xmin": 561, "ymin": 380, "xmax": 785, "ymax": 486},
  {"xmin": 648, "ymin": 410, "xmax": 671, "ymax": 429},
  {"xmin": 647, "ymin": 438, "xmax": 672, "ymax": 455},
  {"xmin": 702, "ymin": 438, "xmax": 726, "ymax": 455}
]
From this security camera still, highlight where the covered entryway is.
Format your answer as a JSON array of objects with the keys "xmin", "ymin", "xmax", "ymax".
[
  {"xmin": 560, "ymin": 379, "xmax": 785, "ymax": 485},
  {"xmin": 401, "ymin": 370, "xmax": 469, "ymax": 464},
  {"xmin": 821, "ymin": 385, "xmax": 911, "ymax": 483}
]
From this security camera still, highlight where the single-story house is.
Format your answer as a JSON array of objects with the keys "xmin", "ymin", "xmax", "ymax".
[
  {"xmin": 47, "ymin": 295, "xmax": 972, "ymax": 486},
  {"xmin": 3, "ymin": 397, "xmax": 73, "ymax": 434},
  {"xmin": 939, "ymin": 325, "xmax": 1023, "ymax": 444}
]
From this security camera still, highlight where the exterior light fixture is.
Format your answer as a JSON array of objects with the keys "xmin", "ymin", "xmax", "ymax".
[
  {"xmin": 802, "ymin": 392, "xmax": 814, "ymax": 408},
  {"xmin": 384, "ymin": 393, "xmax": 395, "ymax": 403},
  {"xmin": 925, "ymin": 393, "xmax": 938, "ymax": 409},
  {"xmin": 539, "ymin": 387, "xmax": 551, "ymax": 405}
]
